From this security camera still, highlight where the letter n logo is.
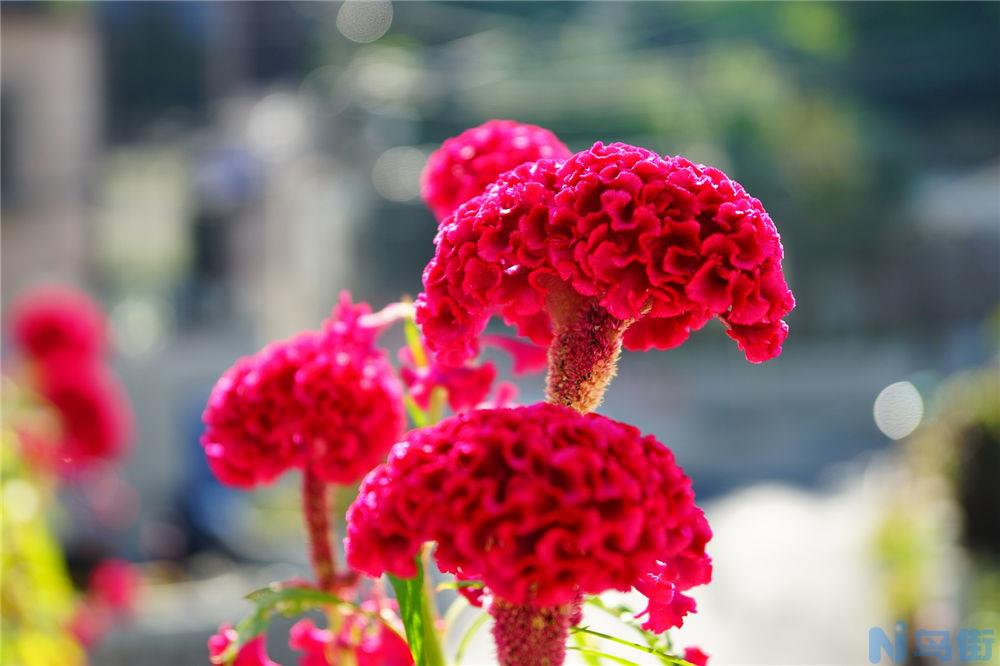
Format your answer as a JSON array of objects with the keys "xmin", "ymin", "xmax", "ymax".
[{"xmin": 869, "ymin": 622, "xmax": 907, "ymax": 663}]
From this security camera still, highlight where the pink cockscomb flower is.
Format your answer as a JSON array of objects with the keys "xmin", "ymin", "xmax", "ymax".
[
  {"xmin": 201, "ymin": 294, "xmax": 405, "ymax": 489},
  {"xmin": 482, "ymin": 334, "xmax": 548, "ymax": 375},
  {"xmin": 398, "ymin": 346, "xmax": 496, "ymax": 414},
  {"xmin": 289, "ymin": 614, "xmax": 413, "ymax": 666},
  {"xmin": 201, "ymin": 293, "xmax": 404, "ymax": 591},
  {"xmin": 9, "ymin": 286, "xmax": 106, "ymax": 362},
  {"xmin": 416, "ymin": 142, "xmax": 794, "ymax": 411},
  {"xmin": 684, "ymin": 647, "xmax": 710, "ymax": 666},
  {"xmin": 208, "ymin": 624, "xmax": 280, "ymax": 666},
  {"xmin": 345, "ymin": 403, "xmax": 711, "ymax": 666},
  {"xmin": 88, "ymin": 558, "xmax": 139, "ymax": 613},
  {"xmin": 35, "ymin": 355, "xmax": 133, "ymax": 468},
  {"xmin": 421, "ymin": 119, "xmax": 572, "ymax": 221}
]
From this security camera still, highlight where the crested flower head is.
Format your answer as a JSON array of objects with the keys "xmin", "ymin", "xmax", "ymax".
[
  {"xmin": 9, "ymin": 286, "xmax": 106, "ymax": 362},
  {"xmin": 35, "ymin": 354, "xmax": 133, "ymax": 467},
  {"xmin": 416, "ymin": 141, "xmax": 794, "ymax": 367},
  {"xmin": 201, "ymin": 294, "xmax": 405, "ymax": 488},
  {"xmin": 345, "ymin": 403, "xmax": 711, "ymax": 631},
  {"xmin": 421, "ymin": 119, "xmax": 572, "ymax": 221}
]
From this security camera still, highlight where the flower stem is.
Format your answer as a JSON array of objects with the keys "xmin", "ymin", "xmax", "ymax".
[
  {"xmin": 490, "ymin": 598, "xmax": 577, "ymax": 666},
  {"xmin": 545, "ymin": 293, "xmax": 631, "ymax": 414},
  {"xmin": 302, "ymin": 467, "xmax": 336, "ymax": 591}
]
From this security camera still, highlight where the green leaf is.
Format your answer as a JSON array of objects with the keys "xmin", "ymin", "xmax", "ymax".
[
  {"xmin": 426, "ymin": 386, "xmax": 447, "ymax": 425},
  {"xmin": 454, "ymin": 610, "xmax": 489, "ymax": 665},
  {"xmin": 572, "ymin": 629, "xmax": 604, "ymax": 666},
  {"xmin": 388, "ymin": 554, "xmax": 446, "ymax": 666},
  {"xmin": 216, "ymin": 583, "xmax": 353, "ymax": 664},
  {"xmin": 585, "ymin": 595, "xmax": 674, "ymax": 660},
  {"xmin": 404, "ymin": 393, "xmax": 428, "ymax": 428},
  {"xmin": 435, "ymin": 580, "xmax": 484, "ymax": 592},
  {"xmin": 570, "ymin": 627, "xmax": 695, "ymax": 666},
  {"xmin": 404, "ymin": 315, "xmax": 428, "ymax": 368},
  {"xmin": 568, "ymin": 646, "xmax": 642, "ymax": 666},
  {"xmin": 389, "ymin": 571, "xmax": 426, "ymax": 664}
]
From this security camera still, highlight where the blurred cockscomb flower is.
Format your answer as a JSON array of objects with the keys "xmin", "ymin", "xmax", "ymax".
[
  {"xmin": 421, "ymin": 119, "xmax": 572, "ymax": 221},
  {"xmin": 35, "ymin": 354, "xmax": 133, "ymax": 468},
  {"xmin": 416, "ymin": 141, "xmax": 794, "ymax": 411},
  {"xmin": 9, "ymin": 286, "xmax": 106, "ymax": 362},
  {"xmin": 345, "ymin": 403, "xmax": 711, "ymax": 666},
  {"xmin": 208, "ymin": 624, "xmax": 279, "ymax": 666}
]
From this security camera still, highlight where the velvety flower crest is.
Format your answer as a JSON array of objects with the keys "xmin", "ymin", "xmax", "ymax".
[
  {"xmin": 416, "ymin": 141, "xmax": 794, "ymax": 366},
  {"xmin": 421, "ymin": 119, "xmax": 572, "ymax": 221},
  {"xmin": 345, "ymin": 403, "xmax": 711, "ymax": 631},
  {"xmin": 201, "ymin": 294, "xmax": 405, "ymax": 488}
]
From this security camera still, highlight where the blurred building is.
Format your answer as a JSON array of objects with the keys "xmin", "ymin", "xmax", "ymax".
[{"xmin": 1, "ymin": 6, "xmax": 102, "ymax": 303}]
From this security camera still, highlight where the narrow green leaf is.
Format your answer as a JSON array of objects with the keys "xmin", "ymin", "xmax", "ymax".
[
  {"xmin": 568, "ymin": 646, "xmax": 642, "ymax": 666},
  {"xmin": 388, "ymin": 555, "xmax": 446, "ymax": 666},
  {"xmin": 404, "ymin": 393, "xmax": 428, "ymax": 428},
  {"xmin": 435, "ymin": 580, "xmax": 484, "ymax": 592},
  {"xmin": 218, "ymin": 583, "xmax": 355, "ymax": 664},
  {"xmin": 585, "ymin": 595, "xmax": 675, "ymax": 661},
  {"xmin": 404, "ymin": 315, "xmax": 428, "ymax": 368},
  {"xmin": 441, "ymin": 594, "xmax": 469, "ymax": 641},
  {"xmin": 455, "ymin": 610, "xmax": 489, "ymax": 665},
  {"xmin": 570, "ymin": 627, "xmax": 695, "ymax": 666},
  {"xmin": 573, "ymin": 629, "xmax": 604, "ymax": 666},
  {"xmin": 389, "ymin": 571, "xmax": 426, "ymax": 665},
  {"xmin": 426, "ymin": 386, "xmax": 447, "ymax": 425}
]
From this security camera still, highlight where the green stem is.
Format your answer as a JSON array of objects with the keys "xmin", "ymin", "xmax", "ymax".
[{"xmin": 420, "ymin": 575, "xmax": 447, "ymax": 666}]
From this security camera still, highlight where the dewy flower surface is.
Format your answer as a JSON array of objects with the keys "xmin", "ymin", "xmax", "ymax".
[
  {"xmin": 421, "ymin": 119, "xmax": 572, "ymax": 221},
  {"xmin": 416, "ymin": 141, "xmax": 795, "ymax": 368},
  {"xmin": 345, "ymin": 403, "xmax": 711, "ymax": 631},
  {"xmin": 201, "ymin": 294, "xmax": 405, "ymax": 488}
]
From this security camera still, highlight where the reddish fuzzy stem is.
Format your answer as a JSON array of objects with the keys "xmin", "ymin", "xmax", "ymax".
[
  {"xmin": 302, "ymin": 468, "xmax": 336, "ymax": 591},
  {"xmin": 545, "ymin": 290, "xmax": 631, "ymax": 414},
  {"xmin": 490, "ymin": 598, "xmax": 576, "ymax": 666}
]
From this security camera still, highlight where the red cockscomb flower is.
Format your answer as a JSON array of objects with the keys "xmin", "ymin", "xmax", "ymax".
[
  {"xmin": 421, "ymin": 120, "xmax": 571, "ymax": 221},
  {"xmin": 35, "ymin": 355, "xmax": 133, "ymax": 467},
  {"xmin": 290, "ymin": 613, "xmax": 413, "ymax": 666},
  {"xmin": 482, "ymin": 334, "xmax": 548, "ymax": 375},
  {"xmin": 684, "ymin": 647, "xmax": 710, "ymax": 666},
  {"xmin": 416, "ymin": 142, "xmax": 794, "ymax": 395},
  {"xmin": 398, "ymin": 346, "xmax": 496, "ymax": 414},
  {"xmin": 88, "ymin": 558, "xmax": 139, "ymax": 613},
  {"xmin": 9, "ymin": 286, "xmax": 106, "ymax": 362},
  {"xmin": 201, "ymin": 295, "xmax": 405, "ymax": 489},
  {"xmin": 345, "ymin": 403, "xmax": 711, "ymax": 659},
  {"xmin": 208, "ymin": 624, "xmax": 280, "ymax": 666}
]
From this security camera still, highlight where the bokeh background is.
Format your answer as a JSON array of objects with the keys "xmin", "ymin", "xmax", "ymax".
[{"xmin": 2, "ymin": 2, "xmax": 999, "ymax": 664}]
